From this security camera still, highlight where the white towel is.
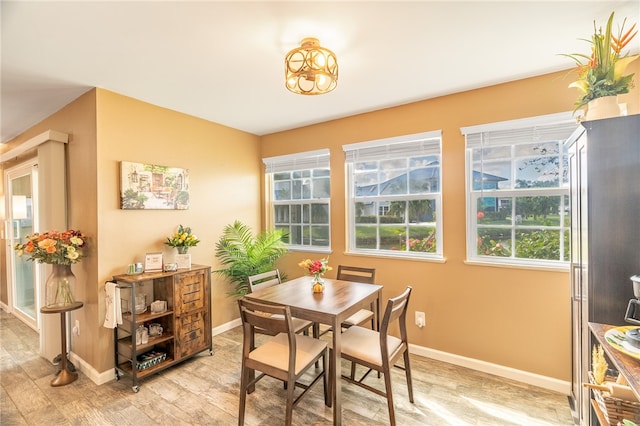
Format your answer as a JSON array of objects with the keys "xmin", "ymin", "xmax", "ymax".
[{"xmin": 103, "ymin": 281, "xmax": 123, "ymax": 329}]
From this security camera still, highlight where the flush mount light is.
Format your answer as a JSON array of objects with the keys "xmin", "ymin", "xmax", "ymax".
[{"xmin": 285, "ymin": 37, "xmax": 338, "ymax": 95}]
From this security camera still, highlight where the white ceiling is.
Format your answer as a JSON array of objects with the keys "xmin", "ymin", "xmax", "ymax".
[{"xmin": 2, "ymin": 1, "xmax": 639, "ymax": 144}]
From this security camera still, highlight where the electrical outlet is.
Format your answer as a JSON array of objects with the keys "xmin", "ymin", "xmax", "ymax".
[
  {"xmin": 415, "ymin": 311, "xmax": 425, "ymax": 328},
  {"xmin": 73, "ymin": 320, "xmax": 80, "ymax": 336}
]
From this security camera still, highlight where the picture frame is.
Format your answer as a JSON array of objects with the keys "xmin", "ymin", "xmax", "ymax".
[
  {"xmin": 120, "ymin": 161, "xmax": 189, "ymax": 210},
  {"xmin": 144, "ymin": 252, "xmax": 163, "ymax": 272}
]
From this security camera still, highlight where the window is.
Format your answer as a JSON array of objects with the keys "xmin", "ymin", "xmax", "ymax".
[
  {"xmin": 343, "ymin": 131, "xmax": 443, "ymax": 259},
  {"xmin": 263, "ymin": 149, "xmax": 330, "ymax": 251},
  {"xmin": 461, "ymin": 112, "xmax": 577, "ymax": 267}
]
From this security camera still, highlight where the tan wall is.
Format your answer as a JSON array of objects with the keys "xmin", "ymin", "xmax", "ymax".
[
  {"xmin": 0, "ymin": 89, "xmax": 262, "ymax": 373},
  {"xmin": 91, "ymin": 89, "xmax": 261, "ymax": 372},
  {"xmin": 261, "ymin": 65, "xmax": 640, "ymax": 382}
]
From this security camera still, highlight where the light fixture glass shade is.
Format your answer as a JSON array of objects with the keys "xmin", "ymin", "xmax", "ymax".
[{"xmin": 285, "ymin": 37, "xmax": 338, "ymax": 95}]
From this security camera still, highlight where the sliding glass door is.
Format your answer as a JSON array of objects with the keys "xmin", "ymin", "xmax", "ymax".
[{"xmin": 6, "ymin": 161, "xmax": 39, "ymax": 330}]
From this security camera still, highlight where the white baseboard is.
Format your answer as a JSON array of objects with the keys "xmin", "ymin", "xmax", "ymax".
[
  {"xmin": 69, "ymin": 351, "xmax": 116, "ymax": 385},
  {"xmin": 408, "ymin": 343, "xmax": 571, "ymax": 395},
  {"xmin": 213, "ymin": 318, "xmax": 241, "ymax": 336},
  {"xmin": 82, "ymin": 317, "xmax": 570, "ymax": 394}
]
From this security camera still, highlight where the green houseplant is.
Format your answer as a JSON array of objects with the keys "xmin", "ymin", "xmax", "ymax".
[
  {"xmin": 563, "ymin": 11, "xmax": 638, "ymax": 113},
  {"xmin": 214, "ymin": 220, "xmax": 289, "ymax": 297}
]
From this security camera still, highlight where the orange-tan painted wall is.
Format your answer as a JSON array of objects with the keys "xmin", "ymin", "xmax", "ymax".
[{"xmin": 262, "ymin": 65, "xmax": 640, "ymax": 382}]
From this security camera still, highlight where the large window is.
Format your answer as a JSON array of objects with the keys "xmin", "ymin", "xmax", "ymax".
[
  {"xmin": 263, "ymin": 149, "xmax": 330, "ymax": 251},
  {"xmin": 344, "ymin": 131, "xmax": 443, "ymax": 259},
  {"xmin": 461, "ymin": 112, "xmax": 577, "ymax": 267}
]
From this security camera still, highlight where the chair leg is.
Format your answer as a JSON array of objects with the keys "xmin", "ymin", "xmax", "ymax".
[
  {"xmin": 285, "ymin": 376, "xmax": 295, "ymax": 426},
  {"xmin": 238, "ymin": 365, "xmax": 249, "ymax": 426},
  {"xmin": 403, "ymin": 350, "xmax": 414, "ymax": 403},
  {"xmin": 383, "ymin": 366, "xmax": 396, "ymax": 426}
]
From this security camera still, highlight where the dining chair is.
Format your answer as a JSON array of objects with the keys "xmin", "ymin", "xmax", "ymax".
[
  {"xmin": 337, "ymin": 265, "xmax": 377, "ymax": 329},
  {"xmin": 247, "ymin": 269, "xmax": 313, "ymax": 336},
  {"xmin": 317, "ymin": 265, "xmax": 377, "ymax": 337},
  {"xmin": 330, "ymin": 286, "xmax": 413, "ymax": 426},
  {"xmin": 237, "ymin": 298, "xmax": 329, "ymax": 426}
]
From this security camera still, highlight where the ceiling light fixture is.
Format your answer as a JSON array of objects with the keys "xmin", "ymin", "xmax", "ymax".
[{"xmin": 285, "ymin": 37, "xmax": 338, "ymax": 95}]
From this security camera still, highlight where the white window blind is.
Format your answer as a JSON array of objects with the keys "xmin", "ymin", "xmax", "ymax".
[
  {"xmin": 461, "ymin": 112, "xmax": 577, "ymax": 148},
  {"xmin": 263, "ymin": 149, "xmax": 330, "ymax": 173},
  {"xmin": 343, "ymin": 130, "xmax": 442, "ymax": 162}
]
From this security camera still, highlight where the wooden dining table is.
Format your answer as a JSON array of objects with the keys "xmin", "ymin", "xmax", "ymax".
[{"xmin": 244, "ymin": 275, "xmax": 383, "ymax": 425}]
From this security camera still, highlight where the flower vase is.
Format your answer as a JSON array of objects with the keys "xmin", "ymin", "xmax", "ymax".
[
  {"xmin": 586, "ymin": 96, "xmax": 621, "ymax": 121},
  {"xmin": 177, "ymin": 246, "xmax": 189, "ymax": 254},
  {"xmin": 312, "ymin": 273, "xmax": 324, "ymax": 293},
  {"xmin": 44, "ymin": 264, "xmax": 76, "ymax": 309}
]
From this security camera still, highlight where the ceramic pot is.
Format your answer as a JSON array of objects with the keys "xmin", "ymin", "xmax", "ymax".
[{"xmin": 586, "ymin": 96, "xmax": 621, "ymax": 121}]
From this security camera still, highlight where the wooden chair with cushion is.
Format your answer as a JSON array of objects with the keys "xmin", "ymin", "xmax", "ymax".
[
  {"xmin": 237, "ymin": 298, "xmax": 329, "ymax": 426},
  {"xmin": 337, "ymin": 265, "xmax": 377, "ymax": 329},
  {"xmin": 247, "ymin": 269, "xmax": 313, "ymax": 336},
  {"xmin": 317, "ymin": 265, "xmax": 377, "ymax": 337},
  {"xmin": 330, "ymin": 286, "xmax": 414, "ymax": 426}
]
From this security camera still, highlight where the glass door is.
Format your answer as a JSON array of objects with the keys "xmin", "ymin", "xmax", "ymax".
[{"xmin": 6, "ymin": 161, "xmax": 39, "ymax": 331}]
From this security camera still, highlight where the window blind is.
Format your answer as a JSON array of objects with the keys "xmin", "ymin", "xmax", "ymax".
[
  {"xmin": 263, "ymin": 149, "xmax": 330, "ymax": 173},
  {"xmin": 461, "ymin": 111, "xmax": 577, "ymax": 148},
  {"xmin": 343, "ymin": 130, "xmax": 442, "ymax": 163}
]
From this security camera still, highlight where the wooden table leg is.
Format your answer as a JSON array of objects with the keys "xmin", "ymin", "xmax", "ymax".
[
  {"xmin": 50, "ymin": 311, "xmax": 78, "ymax": 386},
  {"xmin": 332, "ymin": 317, "xmax": 341, "ymax": 425}
]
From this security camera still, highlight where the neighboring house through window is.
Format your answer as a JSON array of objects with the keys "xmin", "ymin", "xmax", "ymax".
[
  {"xmin": 343, "ymin": 131, "xmax": 443, "ymax": 259},
  {"xmin": 263, "ymin": 149, "xmax": 330, "ymax": 251},
  {"xmin": 461, "ymin": 112, "xmax": 577, "ymax": 267}
]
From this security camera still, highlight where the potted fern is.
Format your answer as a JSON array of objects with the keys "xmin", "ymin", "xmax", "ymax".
[{"xmin": 214, "ymin": 220, "xmax": 289, "ymax": 297}]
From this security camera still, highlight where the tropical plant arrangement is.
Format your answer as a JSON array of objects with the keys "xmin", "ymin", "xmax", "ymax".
[
  {"xmin": 14, "ymin": 229, "xmax": 86, "ymax": 265},
  {"xmin": 214, "ymin": 220, "xmax": 289, "ymax": 297},
  {"xmin": 562, "ymin": 11, "xmax": 638, "ymax": 112},
  {"xmin": 165, "ymin": 224, "xmax": 200, "ymax": 253}
]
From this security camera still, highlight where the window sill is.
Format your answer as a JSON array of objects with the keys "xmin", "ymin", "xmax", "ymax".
[
  {"xmin": 464, "ymin": 258, "xmax": 569, "ymax": 272},
  {"xmin": 344, "ymin": 251, "xmax": 447, "ymax": 263}
]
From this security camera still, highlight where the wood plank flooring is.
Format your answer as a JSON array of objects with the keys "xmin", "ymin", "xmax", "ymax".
[{"xmin": 0, "ymin": 310, "xmax": 574, "ymax": 425}]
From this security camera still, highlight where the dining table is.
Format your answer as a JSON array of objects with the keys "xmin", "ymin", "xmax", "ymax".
[{"xmin": 244, "ymin": 275, "xmax": 383, "ymax": 425}]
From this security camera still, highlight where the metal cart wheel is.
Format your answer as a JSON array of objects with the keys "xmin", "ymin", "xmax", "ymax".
[{"xmin": 132, "ymin": 385, "xmax": 140, "ymax": 393}]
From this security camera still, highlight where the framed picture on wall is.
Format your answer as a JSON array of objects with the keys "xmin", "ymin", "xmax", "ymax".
[{"xmin": 120, "ymin": 161, "xmax": 189, "ymax": 210}]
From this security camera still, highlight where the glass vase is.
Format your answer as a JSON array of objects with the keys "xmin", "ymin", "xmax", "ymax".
[
  {"xmin": 177, "ymin": 246, "xmax": 189, "ymax": 254},
  {"xmin": 45, "ymin": 264, "xmax": 76, "ymax": 309},
  {"xmin": 312, "ymin": 273, "xmax": 324, "ymax": 293}
]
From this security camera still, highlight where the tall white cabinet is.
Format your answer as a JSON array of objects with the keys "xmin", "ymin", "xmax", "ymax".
[{"xmin": 567, "ymin": 114, "xmax": 640, "ymax": 425}]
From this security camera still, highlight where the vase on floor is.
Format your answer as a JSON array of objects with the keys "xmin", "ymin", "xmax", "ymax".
[{"xmin": 44, "ymin": 264, "xmax": 76, "ymax": 309}]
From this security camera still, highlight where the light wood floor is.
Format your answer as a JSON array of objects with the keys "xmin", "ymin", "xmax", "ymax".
[{"xmin": 1, "ymin": 310, "xmax": 574, "ymax": 425}]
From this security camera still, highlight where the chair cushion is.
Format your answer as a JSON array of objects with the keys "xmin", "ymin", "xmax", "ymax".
[
  {"xmin": 333, "ymin": 326, "xmax": 402, "ymax": 367},
  {"xmin": 343, "ymin": 309, "xmax": 374, "ymax": 326},
  {"xmin": 249, "ymin": 333, "xmax": 327, "ymax": 375}
]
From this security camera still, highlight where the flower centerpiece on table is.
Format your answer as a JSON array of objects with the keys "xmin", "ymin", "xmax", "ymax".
[
  {"xmin": 165, "ymin": 224, "xmax": 200, "ymax": 254},
  {"xmin": 14, "ymin": 229, "xmax": 86, "ymax": 308},
  {"xmin": 563, "ymin": 11, "xmax": 638, "ymax": 114},
  {"xmin": 298, "ymin": 257, "xmax": 332, "ymax": 292}
]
